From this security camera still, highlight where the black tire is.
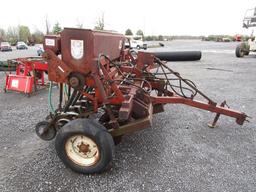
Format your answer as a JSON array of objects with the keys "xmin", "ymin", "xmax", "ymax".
[
  {"xmin": 55, "ymin": 118, "xmax": 114, "ymax": 174},
  {"xmin": 235, "ymin": 44, "xmax": 244, "ymax": 57}
]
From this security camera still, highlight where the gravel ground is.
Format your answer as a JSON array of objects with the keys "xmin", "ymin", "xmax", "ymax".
[{"xmin": 0, "ymin": 40, "xmax": 255, "ymax": 192}]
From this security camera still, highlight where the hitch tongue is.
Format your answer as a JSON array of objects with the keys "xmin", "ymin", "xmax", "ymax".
[{"xmin": 207, "ymin": 101, "xmax": 226, "ymax": 128}]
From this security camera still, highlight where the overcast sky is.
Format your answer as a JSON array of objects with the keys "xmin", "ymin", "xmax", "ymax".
[{"xmin": 1, "ymin": 0, "xmax": 256, "ymax": 36}]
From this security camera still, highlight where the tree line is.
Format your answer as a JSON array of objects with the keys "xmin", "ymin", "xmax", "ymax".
[
  {"xmin": 0, "ymin": 21, "xmax": 218, "ymax": 46},
  {"xmin": 0, "ymin": 23, "xmax": 62, "ymax": 45},
  {"xmin": 125, "ymin": 28, "xmax": 170, "ymax": 41}
]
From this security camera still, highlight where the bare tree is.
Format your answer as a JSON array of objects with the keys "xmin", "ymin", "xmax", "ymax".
[
  {"xmin": 45, "ymin": 15, "xmax": 51, "ymax": 35},
  {"xmin": 6, "ymin": 27, "xmax": 19, "ymax": 45},
  {"xmin": 0, "ymin": 28, "xmax": 6, "ymax": 42}
]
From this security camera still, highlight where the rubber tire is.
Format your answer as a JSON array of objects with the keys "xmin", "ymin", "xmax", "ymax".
[
  {"xmin": 235, "ymin": 44, "xmax": 244, "ymax": 58},
  {"xmin": 55, "ymin": 118, "xmax": 114, "ymax": 174}
]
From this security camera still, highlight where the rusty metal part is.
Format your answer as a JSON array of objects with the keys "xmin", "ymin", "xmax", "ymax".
[
  {"xmin": 208, "ymin": 101, "xmax": 226, "ymax": 128},
  {"xmin": 110, "ymin": 104, "xmax": 153, "ymax": 137},
  {"xmin": 77, "ymin": 142, "xmax": 91, "ymax": 155},
  {"xmin": 151, "ymin": 96, "xmax": 247, "ymax": 125},
  {"xmin": 118, "ymin": 88, "xmax": 136, "ymax": 121},
  {"xmin": 68, "ymin": 73, "xmax": 86, "ymax": 90},
  {"xmin": 33, "ymin": 28, "xmax": 251, "ymax": 175},
  {"xmin": 35, "ymin": 121, "xmax": 56, "ymax": 141},
  {"xmin": 153, "ymin": 104, "xmax": 165, "ymax": 114},
  {"xmin": 43, "ymin": 50, "xmax": 72, "ymax": 83},
  {"xmin": 39, "ymin": 28, "xmax": 248, "ymax": 142},
  {"xmin": 44, "ymin": 28, "xmax": 126, "ymax": 76},
  {"xmin": 155, "ymin": 58, "xmax": 216, "ymax": 104},
  {"xmin": 43, "ymin": 35, "xmax": 61, "ymax": 55}
]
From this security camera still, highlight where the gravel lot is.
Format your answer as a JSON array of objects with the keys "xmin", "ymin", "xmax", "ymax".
[{"xmin": 0, "ymin": 41, "xmax": 255, "ymax": 192}]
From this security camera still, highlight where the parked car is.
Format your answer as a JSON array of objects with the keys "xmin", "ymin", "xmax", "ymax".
[
  {"xmin": 0, "ymin": 42, "xmax": 12, "ymax": 51},
  {"xmin": 16, "ymin": 42, "xmax": 28, "ymax": 50},
  {"xmin": 37, "ymin": 46, "xmax": 44, "ymax": 56}
]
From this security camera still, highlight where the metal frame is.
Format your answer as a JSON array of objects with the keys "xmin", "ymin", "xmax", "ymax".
[
  {"xmin": 41, "ymin": 28, "xmax": 248, "ymax": 139},
  {"xmin": 5, "ymin": 57, "xmax": 48, "ymax": 94},
  {"xmin": 243, "ymin": 8, "xmax": 256, "ymax": 28}
]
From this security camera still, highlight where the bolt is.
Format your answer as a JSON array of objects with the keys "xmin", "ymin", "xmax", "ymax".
[{"xmin": 69, "ymin": 77, "xmax": 79, "ymax": 88}]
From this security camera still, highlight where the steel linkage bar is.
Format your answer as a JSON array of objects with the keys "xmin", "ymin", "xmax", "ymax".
[{"xmin": 151, "ymin": 95, "xmax": 247, "ymax": 125}]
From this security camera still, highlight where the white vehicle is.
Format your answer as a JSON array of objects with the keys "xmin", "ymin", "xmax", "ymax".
[
  {"xmin": 16, "ymin": 41, "xmax": 28, "ymax": 50},
  {"xmin": 125, "ymin": 35, "xmax": 147, "ymax": 50},
  {"xmin": 236, "ymin": 7, "xmax": 256, "ymax": 57}
]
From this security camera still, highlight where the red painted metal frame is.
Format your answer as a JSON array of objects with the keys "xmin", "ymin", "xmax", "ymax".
[
  {"xmin": 5, "ymin": 57, "xmax": 48, "ymax": 94},
  {"xmin": 151, "ymin": 95, "xmax": 247, "ymax": 125},
  {"xmin": 5, "ymin": 75, "xmax": 34, "ymax": 94},
  {"xmin": 16, "ymin": 58, "xmax": 47, "ymax": 86},
  {"xmin": 43, "ymin": 28, "xmax": 248, "ymax": 133}
]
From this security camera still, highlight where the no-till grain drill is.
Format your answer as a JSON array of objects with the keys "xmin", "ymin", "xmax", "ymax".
[{"xmin": 36, "ymin": 28, "xmax": 248, "ymax": 174}]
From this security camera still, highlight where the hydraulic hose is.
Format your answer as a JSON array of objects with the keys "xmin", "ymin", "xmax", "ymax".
[{"xmin": 48, "ymin": 81, "xmax": 55, "ymax": 114}]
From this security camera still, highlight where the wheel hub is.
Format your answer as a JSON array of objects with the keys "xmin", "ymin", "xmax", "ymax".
[
  {"xmin": 69, "ymin": 77, "xmax": 80, "ymax": 88},
  {"xmin": 65, "ymin": 135, "xmax": 100, "ymax": 167},
  {"xmin": 77, "ymin": 142, "xmax": 90, "ymax": 155}
]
